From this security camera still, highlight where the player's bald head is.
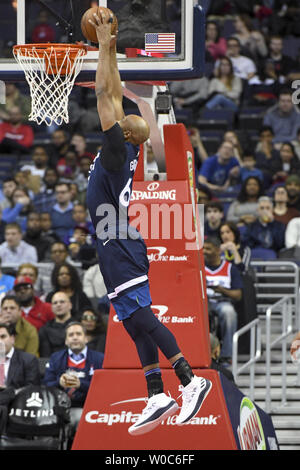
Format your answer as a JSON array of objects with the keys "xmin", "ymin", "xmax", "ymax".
[{"xmin": 120, "ymin": 114, "xmax": 150, "ymax": 145}]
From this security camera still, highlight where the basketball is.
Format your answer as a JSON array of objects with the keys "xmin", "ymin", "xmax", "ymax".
[{"xmin": 81, "ymin": 6, "xmax": 118, "ymax": 44}]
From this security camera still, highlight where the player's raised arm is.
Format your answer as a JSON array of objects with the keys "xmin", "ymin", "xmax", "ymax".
[
  {"xmin": 109, "ymin": 39, "xmax": 125, "ymax": 121},
  {"xmin": 89, "ymin": 12, "xmax": 117, "ymax": 131}
]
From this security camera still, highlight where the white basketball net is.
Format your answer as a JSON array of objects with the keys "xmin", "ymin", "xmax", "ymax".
[{"xmin": 13, "ymin": 45, "xmax": 86, "ymax": 126}]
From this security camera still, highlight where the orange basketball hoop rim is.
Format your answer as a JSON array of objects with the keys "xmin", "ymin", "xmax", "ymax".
[
  {"xmin": 13, "ymin": 43, "xmax": 87, "ymax": 75},
  {"xmin": 12, "ymin": 43, "xmax": 88, "ymax": 126}
]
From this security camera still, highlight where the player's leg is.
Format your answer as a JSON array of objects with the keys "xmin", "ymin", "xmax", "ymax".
[
  {"xmin": 126, "ymin": 305, "xmax": 212, "ymax": 425},
  {"xmin": 123, "ymin": 318, "xmax": 178, "ymax": 435}
]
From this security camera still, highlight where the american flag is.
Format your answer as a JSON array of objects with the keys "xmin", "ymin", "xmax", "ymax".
[{"xmin": 145, "ymin": 33, "xmax": 176, "ymax": 53}]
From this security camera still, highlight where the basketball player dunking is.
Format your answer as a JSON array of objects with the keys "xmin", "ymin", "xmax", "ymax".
[{"xmin": 86, "ymin": 11, "xmax": 212, "ymax": 436}]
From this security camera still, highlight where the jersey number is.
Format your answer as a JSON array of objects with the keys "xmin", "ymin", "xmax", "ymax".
[{"xmin": 119, "ymin": 177, "xmax": 132, "ymax": 207}]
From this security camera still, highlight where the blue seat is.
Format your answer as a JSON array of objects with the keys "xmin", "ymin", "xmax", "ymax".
[
  {"xmin": 0, "ymin": 154, "xmax": 18, "ymax": 165},
  {"xmin": 250, "ymin": 248, "xmax": 277, "ymax": 261},
  {"xmin": 202, "ymin": 108, "xmax": 235, "ymax": 127},
  {"xmin": 239, "ymin": 106, "xmax": 265, "ymax": 115},
  {"xmin": 174, "ymin": 108, "xmax": 193, "ymax": 124},
  {"xmin": 196, "ymin": 119, "xmax": 228, "ymax": 131}
]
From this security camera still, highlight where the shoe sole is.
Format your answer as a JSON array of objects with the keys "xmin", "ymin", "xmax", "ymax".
[
  {"xmin": 177, "ymin": 379, "xmax": 212, "ymax": 425},
  {"xmin": 128, "ymin": 401, "xmax": 179, "ymax": 436}
]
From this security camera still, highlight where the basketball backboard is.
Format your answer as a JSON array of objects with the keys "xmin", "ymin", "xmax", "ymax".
[{"xmin": 0, "ymin": 0, "xmax": 205, "ymax": 83}]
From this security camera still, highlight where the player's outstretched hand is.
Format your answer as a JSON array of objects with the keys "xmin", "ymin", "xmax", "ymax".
[{"xmin": 88, "ymin": 11, "xmax": 116, "ymax": 47}]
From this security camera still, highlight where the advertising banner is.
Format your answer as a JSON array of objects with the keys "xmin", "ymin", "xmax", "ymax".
[{"xmin": 219, "ymin": 373, "xmax": 279, "ymax": 450}]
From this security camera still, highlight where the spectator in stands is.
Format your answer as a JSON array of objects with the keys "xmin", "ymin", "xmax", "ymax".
[
  {"xmin": 70, "ymin": 133, "xmax": 95, "ymax": 161},
  {"xmin": 0, "ymin": 177, "xmax": 17, "ymax": 212},
  {"xmin": 225, "ymin": 36, "xmax": 257, "ymax": 80},
  {"xmin": 198, "ymin": 141, "xmax": 240, "ymax": 192},
  {"xmin": 48, "ymin": 129, "xmax": 69, "ymax": 168},
  {"xmin": 39, "ymin": 212, "xmax": 60, "ymax": 247},
  {"xmin": 31, "ymin": 9, "xmax": 56, "ymax": 43},
  {"xmin": 273, "ymin": 185, "xmax": 300, "ymax": 225},
  {"xmin": 255, "ymin": 126, "xmax": 280, "ymax": 188},
  {"xmin": 69, "ymin": 183, "xmax": 81, "ymax": 207},
  {"xmin": 16, "ymin": 263, "xmax": 41, "ymax": 297},
  {"xmin": 260, "ymin": 35, "xmax": 296, "ymax": 84},
  {"xmin": 169, "ymin": 77, "xmax": 209, "ymax": 117},
  {"xmin": 68, "ymin": 225, "xmax": 97, "ymax": 270},
  {"xmin": 5, "ymin": 186, "xmax": 32, "ymax": 225},
  {"xmin": 204, "ymin": 201, "xmax": 224, "ymax": 238},
  {"xmin": 0, "ymin": 257, "xmax": 15, "ymax": 298},
  {"xmin": 83, "ymin": 262, "xmax": 108, "ymax": 309},
  {"xmin": 39, "ymin": 291, "xmax": 74, "ymax": 358},
  {"xmin": 50, "ymin": 241, "xmax": 71, "ymax": 266},
  {"xmin": 233, "ymin": 14, "xmax": 268, "ymax": 61},
  {"xmin": 46, "ymin": 262, "xmax": 92, "ymax": 319},
  {"xmin": 50, "ymin": 182, "xmax": 75, "ymax": 242},
  {"xmin": 59, "ymin": 149, "xmax": 87, "ymax": 197},
  {"xmin": 186, "ymin": 127, "xmax": 208, "ymax": 179},
  {"xmin": 206, "ymin": 56, "xmax": 243, "ymax": 111},
  {"xmin": 23, "ymin": 211, "xmax": 53, "ymax": 261},
  {"xmin": 77, "ymin": 156, "xmax": 93, "ymax": 205},
  {"xmin": 285, "ymin": 217, "xmax": 300, "ymax": 250},
  {"xmin": 13, "ymin": 276, "xmax": 54, "ymax": 331},
  {"xmin": 227, "ymin": 176, "xmax": 264, "ymax": 226},
  {"xmin": 78, "ymin": 155, "xmax": 92, "ymax": 178},
  {"xmin": 64, "ymin": 203, "xmax": 93, "ymax": 245},
  {"xmin": 209, "ymin": 333, "xmax": 234, "ymax": 382},
  {"xmin": 2, "ymin": 187, "xmax": 33, "ymax": 233},
  {"xmin": 245, "ymin": 58, "xmax": 281, "ymax": 104},
  {"xmin": 43, "ymin": 322, "xmax": 104, "ymax": 436},
  {"xmin": 204, "ymin": 236, "xmax": 243, "ymax": 364},
  {"xmin": 80, "ymin": 309, "xmax": 106, "ymax": 354},
  {"xmin": 205, "ymin": 21, "xmax": 227, "ymax": 62},
  {"xmin": 285, "ymin": 174, "xmax": 300, "ymax": 211},
  {"xmin": 197, "ymin": 184, "xmax": 213, "ymax": 205},
  {"xmin": 14, "ymin": 169, "xmax": 38, "ymax": 197},
  {"xmin": 36, "ymin": 241, "xmax": 73, "ymax": 300},
  {"xmin": 271, "ymin": 142, "xmax": 300, "ymax": 185},
  {"xmin": 223, "ymin": 130, "xmax": 244, "ymax": 161},
  {"xmin": 219, "ymin": 221, "xmax": 251, "ymax": 272},
  {"xmin": 0, "ymin": 323, "xmax": 40, "ymax": 434},
  {"xmin": 263, "ymin": 89, "xmax": 300, "ymax": 146},
  {"xmin": 0, "ymin": 106, "xmax": 34, "ymax": 155},
  {"xmin": 238, "ymin": 154, "xmax": 264, "ymax": 183},
  {"xmin": 21, "ymin": 145, "xmax": 49, "ymax": 180},
  {"xmin": 33, "ymin": 167, "xmax": 59, "ymax": 214},
  {"xmin": 242, "ymin": 196, "xmax": 286, "ymax": 257},
  {"xmin": 0, "ymin": 83, "xmax": 31, "ymax": 123},
  {"xmin": 0, "ymin": 223, "xmax": 38, "ymax": 264},
  {"xmin": 0, "ymin": 295, "xmax": 39, "ymax": 357}
]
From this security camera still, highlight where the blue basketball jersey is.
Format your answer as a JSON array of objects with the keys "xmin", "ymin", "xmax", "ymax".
[
  {"xmin": 86, "ymin": 125, "xmax": 139, "ymax": 239},
  {"xmin": 86, "ymin": 123, "xmax": 152, "ymax": 320}
]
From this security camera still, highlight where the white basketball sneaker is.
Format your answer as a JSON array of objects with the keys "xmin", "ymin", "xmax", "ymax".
[
  {"xmin": 128, "ymin": 393, "xmax": 178, "ymax": 436},
  {"xmin": 176, "ymin": 376, "xmax": 212, "ymax": 425}
]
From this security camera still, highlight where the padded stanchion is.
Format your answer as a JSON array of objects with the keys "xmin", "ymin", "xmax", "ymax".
[{"xmin": 72, "ymin": 368, "xmax": 278, "ymax": 450}]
